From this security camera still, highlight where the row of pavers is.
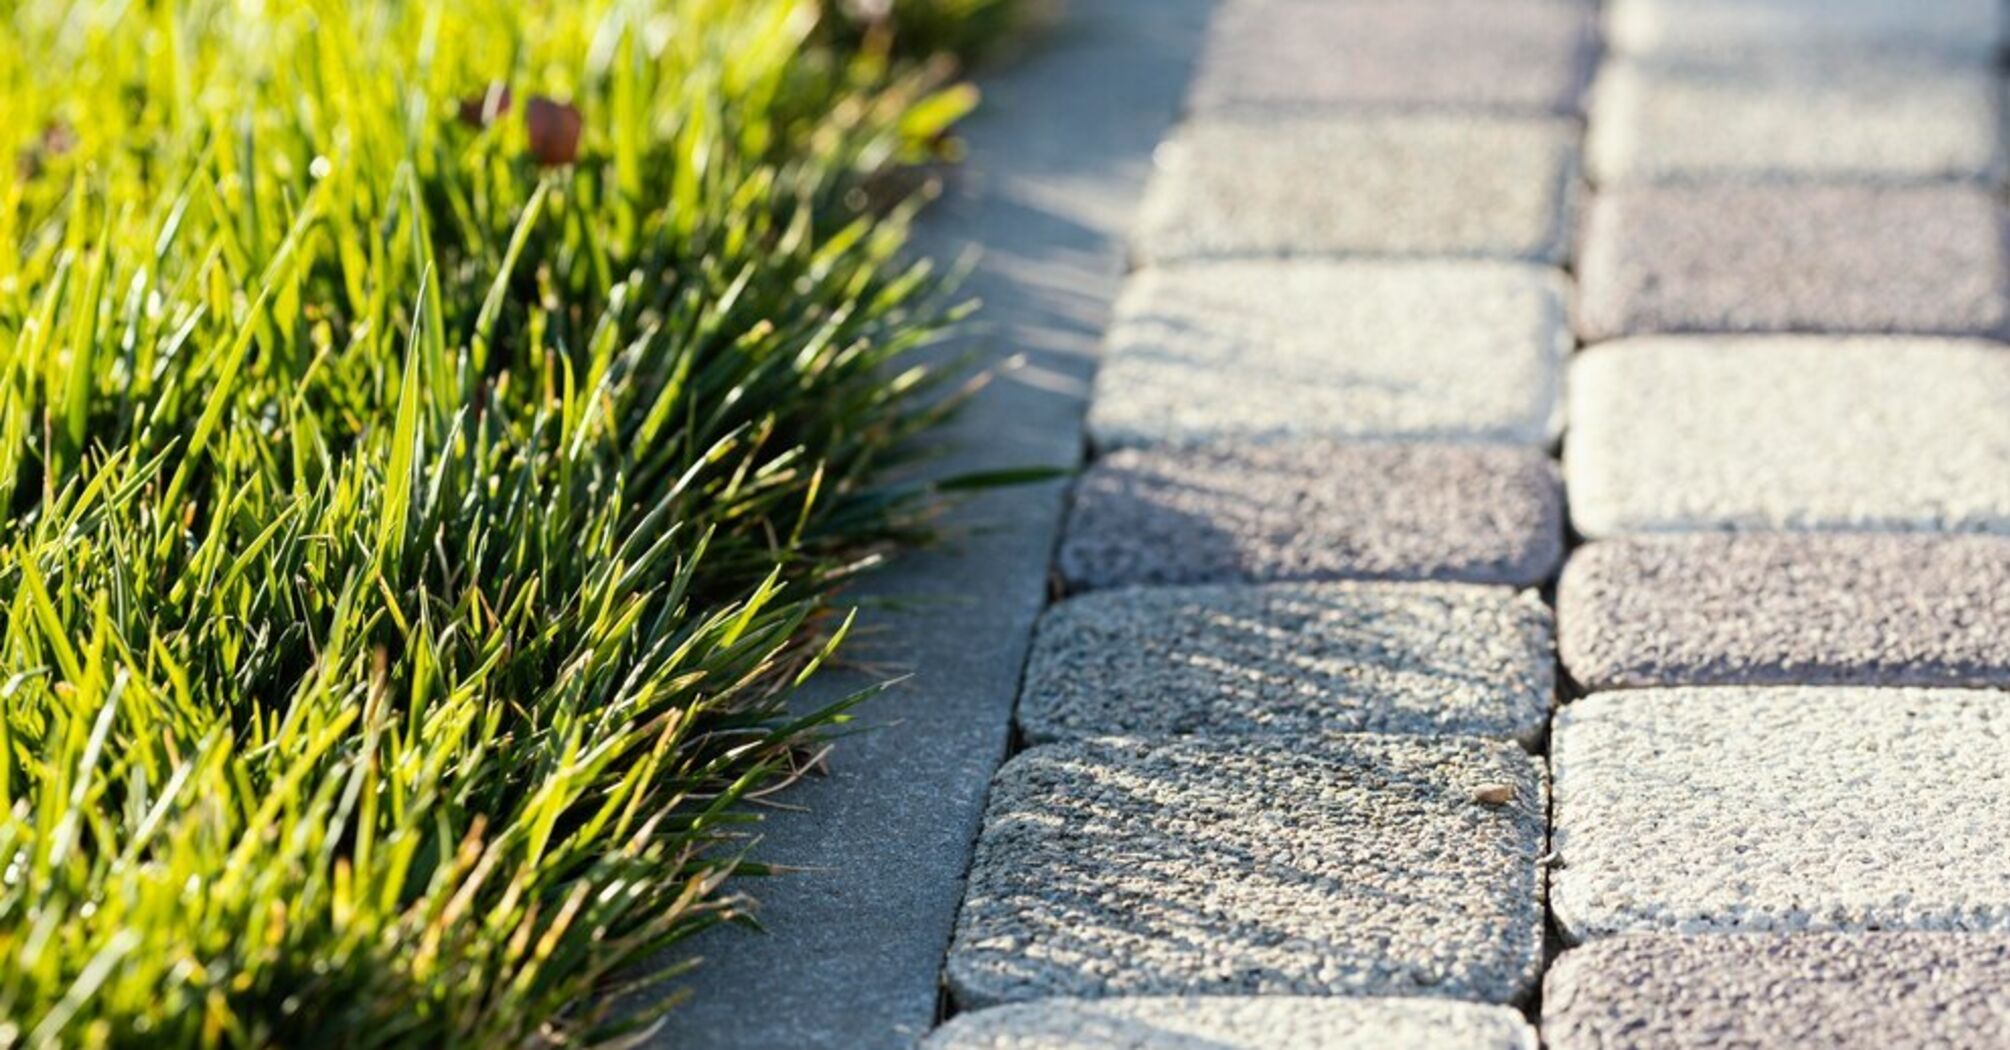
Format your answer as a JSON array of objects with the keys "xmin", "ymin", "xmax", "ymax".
[
  {"xmin": 1556, "ymin": 1, "xmax": 2010, "ymax": 1049},
  {"xmin": 929, "ymin": 0, "xmax": 2010, "ymax": 1045},
  {"xmin": 936, "ymin": 0, "xmax": 1571, "ymax": 1044}
]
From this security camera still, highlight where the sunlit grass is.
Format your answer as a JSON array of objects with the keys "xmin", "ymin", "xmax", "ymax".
[{"xmin": 0, "ymin": 0, "xmax": 989, "ymax": 1044}]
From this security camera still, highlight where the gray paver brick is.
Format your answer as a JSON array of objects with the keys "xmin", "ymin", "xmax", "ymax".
[
  {"xmin": 927, "ymin": 997, "xmax": 1539, "ymax": 1050},
  {"xmin": 1552, "ymin": 688, "xmax": 2010, "ymax": 943},
  {"xmin": 1545, "ymin": 933, "xmax": 2010, "ymax": 1050},
  {"xmin": 1190, "ymin": 0, "xmax": 1596, "ymax": 116},
  {"xmin": 1574, "ymin": 184, "xmax": 2010, "ymax": 340},
  {"xmin": 1559, "ymin": 535, "xmax": 2010, "ymax": 690},
  {"xmin": 1086, "ymin": 261, "xmax": 1567, "ymax": 449},
  {"xmin": 1586, "ymin": 55, "xmax": 2003, "ymax": 184},
  {"xmin": 1021, "ymin": 582, "xmax": 1553, "ymax": 746},
  {"xmin": 1059, "ymin": 442, "xmax": 1564, "ymax": 591},
  {"xmin": 946, "ymin": 734, "xmax": 1547, "ymax": 1008},
  {"xmin": 1135, "ymin": 116, "xmax": 1579, "ymax": 264},
  {"xmin": 1606, "ymin": 0, "xmax": 2005, "ymax": 61},
  {"xmin": 1565, "ymin": 337, "xmax": 2010, "ymax": 537}
]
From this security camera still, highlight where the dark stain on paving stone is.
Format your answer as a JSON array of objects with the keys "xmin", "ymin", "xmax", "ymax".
[
  {"xmin": 1575, "ymin": 184, "xmax": 2010, "ymax": 340},
  {"xmin": 1190, "ymin": 0, "xmax": 1598, "ymax": 116},
  {"xmin": 927, "ymin": 997, "xmax": 1539, "ymax": 1049},
  {"xmin": 1057, "ymin": 442, "xmax": 1563, "ymax": 591},
  {"xmin": 1545, "ymin": 933, "xmax": 2010, "ymax": 1049},
  {"xmin": 1560, "ymin": 535, "xmax": 2010, "ymax": 691},
  {"xmin": 1021, "ymin": 582, "xmax": 1554, "ymax": 745},
  {"xmin": 945, "ymin": 735, "xmax": 1548, "ymax": 1009}
]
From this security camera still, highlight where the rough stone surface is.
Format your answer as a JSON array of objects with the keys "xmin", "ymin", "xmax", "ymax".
[
  {"xmin": 1086, "ymin": 261, "xmax": 1567, "ymax": 449},
  {"xmin": 1587, "ymin": 55, "xmax": 2003, "ymax": 184},
  {"xmin": 1574, "ymin": 184, "xmax": 2010, "ymax": 340},
  {"xmin": 1559, "ymin": 535, "xmax": 2010, "ymax": 690},
  {"xmin": 1135, "ymin": 116, "xmax": 1579, "ymax": 264},
  {"xmin": 1021, "ymin": 582, "xmax": 1554, "ymax": 745},
  {"xmin": 1545, "ymin": 933, "xmax": 2010, "ymax": 1050},
  {"xmin": 928, "ymin": 997, "xmax": 1539, "ymax": 1050},
  {"xmin": 945, "ymin": 735, "xmax": 1547, "ymax": 1009},
  {"xmin": 1551, "ymin": 688, "xmax": 2010, "ymax": 943},
  {"xmin": 1190, "ymin": 0, "xmax": 1597, "ymax": 116},
  {"xmin": 1607, "ymin": 0, "xmax": 2005, "ymax": 61},
  {"xmin": 1059, "ymin": 442, "xmax": 1564, "ymax": 591},
  {"xmin": 1565, "ymin": 337, "xmax": 2010, "ymax": 536}
]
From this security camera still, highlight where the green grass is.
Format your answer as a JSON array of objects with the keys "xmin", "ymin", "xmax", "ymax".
[{"xmin": 0, "ymin": 0, "xmax": 998, "ymax": 1044}]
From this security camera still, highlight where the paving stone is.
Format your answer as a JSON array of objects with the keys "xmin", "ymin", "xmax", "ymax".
[
  {"xmin": 1086, "ymin": 261, "xmax": 1567, "ymax": 450},
  {"xmin": 1135, "ymin": 116, "xmax": 1579, "ymax": 264},
  {"xmin": 945, "ymin": 734, "xmax": 1547, "ymax": 1009},
  {"xmin": 1059, "ymin": 442, "xmax": 1563, "ymax": 591},
  {"xmin": 1021, "ymin": 582, "xmax": 1553, "ymax": 745},
  {"xmin": 1565, "ymin": 337, "xmax": 2010, "ymax": 537},
  {"xmin": 1559, "ymin": 535, "xmax": 2010, "ymax": 690},
  {"xmin": 1189, "ymin": 0, "xmax": 1597, "ymax": 116},
  {"xmin": 1551, "ymin": 687, "xmax": 2010, "ymax": 943},
  {"xmin": 927, "ymin": 997, "xmax": 1539, "ymax": 1050},
  {"xmin": 1545, "ymin": 933, "xmax": 2010, "ymax": 1050},
  {"xmin": 1606, "ymin": 0, "xmax": 2005, "ymax": 61},
  {"xmin": 1574, "ymin": 185, "xmax": 2010, "ymax": 340},
  {"xmin": 1586, "ymin": 55, "xmax": 2004, "ymax": 184}
]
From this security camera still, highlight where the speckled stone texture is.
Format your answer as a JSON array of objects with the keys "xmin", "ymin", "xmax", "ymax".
[
  {"xmin": 1565, "ymin": 338, "xmax": 2010, "ymax": 536},
  {"xmin": 1135, "ymin": 116, "xmax": 1579, "ymax": 264},
  {"xmin": 1574, "ymin": 184, "xmax": 2010, "ymax": 340},
  {"xmin": 1086, "ymin": 261, "xmax": 1567, "ymax": 449},
  {"xmin": 1059, "ymin": 442, "xmax": 1564, "ymax": 591},
  {"xmin": 1586, "ymin": 56, "xmax": 2003, "ymax": 184},
  {"xmin": 927, "ymin": 997, "xmax": 1539, "ymax": 1050},
  {"xmin": 945, "ymin": 735, "xmax": 1547, "ymax": 1009},
  {"xmin": 1189, "ymin": 0, "xmax": 1597, "ymax": 116},
  {"xmin": 1559, "ymin": 535, "xmax": 2010, "ymax": 690},
  {"xmin": 1551, "ymin": 688, "xmax": 2010, "ymax": 943},
  {"xmin": 1021, "ymin": 582, "xmax": 1553, "ymax": 745},
  {"xmin": 1606, "ymin": 0, "xmax": 2005, "ymax": 61},
  {"xmin": 1545, "ymin": 933, "xmax": 2010, "ymax": 1050}
]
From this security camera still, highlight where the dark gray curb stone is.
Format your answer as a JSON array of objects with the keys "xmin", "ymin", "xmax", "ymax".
[
  {"xmin": 927, "ymin": 997, "xmax": 1539, "ymax": 1049},
  {"xmin": 1021, "ymin": 582, "xmax": 1554, "ymax": 745},
  {"xmin": 1545, "ymin": 933, "xmax": 2010, "ymax": 1049},
  {"xmin": 1058, "ymin": 442, "xmax": 1565, "ymax": 591},
  {"xmin": 1559, "ymin": 535, "xmax": 2010, "ymax": 690},
  {"xmin": 1564, "ymin": 337, "xmax": 2010, "ymax": 537},
  {"xmin": 1552, "ymin": 688, "xmax": 2010, "ymax": 944},
  {"xmin": 1574, "ymin": 184, "xmax": 2010, "ymax": 340},
  {"xmin": 945, "ymin": 734, "xmax": 1548, "ymax": 1009},
  {"xmin": 1190, "ymin": 0, "xmax": 1598, "ymax": 116},
  {"xmin": 659, "ymin": 2, "xmax": 1217, "ymax": 1045},
  {"xmin": 1136, "ymin": 115, "xmax": 1581, "ymax": 264},
  {"xmin": 1085, "ymin": 260, "xmax": 1568, "ymax": 450}
]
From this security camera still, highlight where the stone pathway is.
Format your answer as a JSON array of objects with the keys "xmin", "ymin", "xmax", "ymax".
[{"xmin": 929, "ymin": 0, "xmax": 2010, "ymax": 1045}]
